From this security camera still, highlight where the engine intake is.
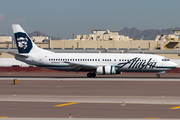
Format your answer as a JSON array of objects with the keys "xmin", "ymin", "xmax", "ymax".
[{"xmin": 97, "ymin": 66, "xmax": 119, "ymax": 75}]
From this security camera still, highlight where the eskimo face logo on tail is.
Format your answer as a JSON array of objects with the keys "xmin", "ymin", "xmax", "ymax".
[
  {"xmin": 17, "ymin": 37, "xmax": 28, "ymax": 49},
  {"xmin": 14, "ymin": 32, "xmax": 33, "ymax": 53}
]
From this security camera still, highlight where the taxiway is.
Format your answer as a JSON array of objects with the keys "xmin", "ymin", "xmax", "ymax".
[{"xmin": 0, "ymin": 73, "xmax": 180, "ymax": 119}]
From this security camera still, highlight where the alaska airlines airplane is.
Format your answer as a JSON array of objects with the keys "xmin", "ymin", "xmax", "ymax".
[{"xmin": 11, "ymin": 24, "xmax": 177, "ymax": 78}]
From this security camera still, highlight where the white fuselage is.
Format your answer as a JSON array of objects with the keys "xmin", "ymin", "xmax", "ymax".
[{"xmin": 15, "ymin": 53, "xmax": 177, "ymax": 72}]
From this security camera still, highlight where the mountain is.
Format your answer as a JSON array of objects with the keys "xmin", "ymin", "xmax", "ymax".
[
  {"xmin": 28, "ymin": 31, "xmax": 57, "ymax": 40},
  {"xmin": 0, "ymin": 34, "xmax": 7, "ymax": 36},
  {"xmin": 119, "ymin": 27, "xmax": 180, "ymax": 40},
  {"xmin": 2, "ymin": 28, "xmax": 180, "ymax": 40},
  {"xmin": 10, "ymin": 31, "xmax": 57, "ymax": 41},
  {"xmin": 119, "ymin": 27, "xmax": 142, "ymax": 38}
]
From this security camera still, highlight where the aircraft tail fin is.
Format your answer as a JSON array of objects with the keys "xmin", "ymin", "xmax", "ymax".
[{"xmin": 12, "ymin": 24, "xmax": 52, "ymax": 54}]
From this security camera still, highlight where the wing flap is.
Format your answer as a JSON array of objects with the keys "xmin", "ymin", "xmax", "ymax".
[{"xmin": 64, "ymin": 61, "xmax": 97, "ymax": 70}]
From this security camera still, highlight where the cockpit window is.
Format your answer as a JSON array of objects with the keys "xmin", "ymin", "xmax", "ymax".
[{"xmin": 162, "ymin": 58, "xmax": 170, "ymax": 61}]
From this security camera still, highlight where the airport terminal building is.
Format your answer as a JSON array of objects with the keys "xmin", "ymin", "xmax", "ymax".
[{"xmin": 0, "ymin": 29, "xmax": 180, "ymax": 67}]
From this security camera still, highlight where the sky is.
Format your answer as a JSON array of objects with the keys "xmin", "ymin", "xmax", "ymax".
[{"xmin": 0, "ymin": 0, "xmax": 180, "ymax": 39}]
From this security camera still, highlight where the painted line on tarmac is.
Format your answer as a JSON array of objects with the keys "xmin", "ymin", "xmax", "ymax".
[
  {"xmin": 54, "ymin": 102, "xmax": 80, "ymax": 107},
  {"xmin": 1, "ymin": 77, "xmax": 180, "ymax": 81},
  {"xmin": 6, "ymin": 73, "xmax": 14, "ymax": 74},
  {"xmin": 144, "ymin": 118, "xmax": 159, "ymax": 119},
  {"xmin": 170, "ymin": 106, "xmax": 180, "ymax": 109},
  {"xmin": 0, "ymin": 116, "xmax": 8, "ymax": 118}
]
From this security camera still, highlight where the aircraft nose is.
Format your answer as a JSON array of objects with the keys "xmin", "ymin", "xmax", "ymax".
[{"xmin": 171, "ymin": 61, "xmax": 177, "ymax": 68}]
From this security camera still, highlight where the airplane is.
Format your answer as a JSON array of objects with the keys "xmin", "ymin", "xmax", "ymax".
[{"xmin": 10, "ymin": 24, "xmax": 177, "ymax": 78}]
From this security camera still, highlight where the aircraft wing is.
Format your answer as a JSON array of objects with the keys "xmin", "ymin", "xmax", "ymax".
[
  {"xmin": 64, "ymin": 61, "xmax": 97, "ymax": 70},
  {"xmin": 7, "ymin": 52, "xmax": 29, "ymax": 58}
]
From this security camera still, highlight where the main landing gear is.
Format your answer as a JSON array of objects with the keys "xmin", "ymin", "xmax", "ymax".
[
  {"xmin": 87, "ymin": 73, "xmax": 96, "ymax": 77},
  {"xmin": 156, "ymin": 74, "xmax": 160, "ymax": 78},
  {"xmin": 156, "ymin": 71, "xmax": 165, "ymax": 78}
]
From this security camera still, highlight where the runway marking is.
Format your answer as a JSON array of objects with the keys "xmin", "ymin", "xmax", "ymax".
[
  {"xmin": 144, "ymin": 118, "xmax": 159, "ymax": 119},
  {"xmin": 0, "ymin": 116, "xmax": 8, "ymax": 118},
  {"xmin": 170, "ymin": 106, "xmax": 180, "ymax": 109},
  {"xmin": 6, "ymin": 73, "xmax": 14, "ymax": 74},
  {"xmin": 54, "ymin": 102, "xmax": 80, "ymax": 107}
]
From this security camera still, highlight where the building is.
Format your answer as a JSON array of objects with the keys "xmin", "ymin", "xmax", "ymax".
[
  {"xmin": 0, "ymin": 36, "xmax": 12, "ymax": 42},
  {"xmin": 1, "ymin": 29, "xmax": 180, "ymax": 60},
  {"xmin": 77, "ymin": 30, "xmax": 132, "ymax": 41},
  {"xmin": 155, "ymin": 29, "xmax": 180, "ymax": 50},
  {"xmin": 31, "ymin": 36, "xmax": 49, "ymax": 42}
]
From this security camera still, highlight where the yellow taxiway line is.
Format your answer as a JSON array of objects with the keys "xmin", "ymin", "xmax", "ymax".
[
  {"xmin": 54, "ymin": 102, "xmax": 80, "ymax": 107},
  {"xmin": 6, "ymin": 73, "xmax": 14, "ymax": 74},
  {"xmin": 0, "ymin": 116, "xmax": 8, "ymax": 118},
  {"xmin": 170, "ymin": 106, "xmax": 180, "ymax": 109}
]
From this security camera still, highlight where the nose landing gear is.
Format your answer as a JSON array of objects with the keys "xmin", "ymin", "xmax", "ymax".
[
  {"xmin": 156, "ymin": 74, "xmax": 160, "ymax": 78},
  {"xmin": 87, "ymin": 73, "xmax": 96, "ymax": 77}
]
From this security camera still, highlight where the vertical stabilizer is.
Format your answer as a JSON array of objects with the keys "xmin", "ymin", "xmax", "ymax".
[{"xmin": 12, "ymin": 24, "xmax": 52, "ymax": 54}]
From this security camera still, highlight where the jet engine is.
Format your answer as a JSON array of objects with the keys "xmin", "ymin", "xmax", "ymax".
[{"xmin": 96, "ymin": 66, "xmax": 121, "ymax": 75}]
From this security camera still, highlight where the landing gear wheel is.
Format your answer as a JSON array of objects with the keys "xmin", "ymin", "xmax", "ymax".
[
  {"xmin": 87, "ymin": 73, "xmax": 91, "ymax": 77},
  {"xmin": 91, "ymin": 73, "xmax": 96, "ymax": 77},
  {"xmin": 156, "ymin": 74, "xmax": 160, "ymax": 78},
  {"xmin": 87, "ymin": 73, "xmax": 96, "ymax": 78}
]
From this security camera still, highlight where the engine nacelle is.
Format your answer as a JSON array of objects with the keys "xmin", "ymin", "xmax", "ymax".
[{"xmin": 97, "ymin": 66, "xmax": 121, "ymax": 75}]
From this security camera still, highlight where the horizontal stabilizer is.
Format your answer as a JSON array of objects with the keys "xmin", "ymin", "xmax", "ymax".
[{"xmin": 7, "ymin": 52, "xmax": 28, "ymax": 58}]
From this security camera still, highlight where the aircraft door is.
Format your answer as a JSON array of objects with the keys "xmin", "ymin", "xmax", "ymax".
[
  {"xmin": 152, "ymin": 57, "xmax": 158, "ymax": 67},
  {"xmin": 152, "ymin": 57, "xmax": 156, "ymax": 63}
]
